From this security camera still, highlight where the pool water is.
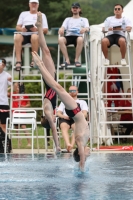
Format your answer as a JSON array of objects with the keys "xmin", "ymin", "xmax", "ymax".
[{"xmin": 0, "ymin": 153, "xmax": 133, "ymax": 200}]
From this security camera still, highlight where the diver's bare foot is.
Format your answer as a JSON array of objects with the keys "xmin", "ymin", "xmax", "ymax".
[
  {"xmin": 36, "ymin": 12, "xmax": 42, "ymax": 28},
  {"xmin": 67, "ymin": 144, "xmax": 72, "ymax": 152}
]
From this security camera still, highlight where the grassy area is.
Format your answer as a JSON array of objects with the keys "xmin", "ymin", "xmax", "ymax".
[
  {"xmin": 12, "ymin": 137, "xmax": 133, "ymax": 151},
  {"xmin": 11, "ymin": 126, "xmax": 132, "ymax": 151},
  {"xmin": 11, "ymin": 126, "xmax": 67, "ymax": 150}
]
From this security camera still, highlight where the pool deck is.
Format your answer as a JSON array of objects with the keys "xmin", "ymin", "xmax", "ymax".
[{"xmin": 11, "ymin": 149, "xmax": 133, "ymax": 154}]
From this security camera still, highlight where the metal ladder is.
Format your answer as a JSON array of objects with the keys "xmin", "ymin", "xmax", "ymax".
[
  {"xmin": 56, "ymin": 32, "xmax": 92, "ymax": 148},
  {"xmin": 10, "ymin": 40, "xmax": 50, "ymax": 152},
  {"xmin": 97, "ymin": 32, "xmax": 133, "ymax": 149}
]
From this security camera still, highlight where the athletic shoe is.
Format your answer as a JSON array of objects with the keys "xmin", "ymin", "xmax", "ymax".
[
  {"xmin": 121, "ymin": 59, "xmax": 127, "ymax": 66},
  {"xmin": 104, "ymin": 59, "xmax": 110, "ymax": 66}
]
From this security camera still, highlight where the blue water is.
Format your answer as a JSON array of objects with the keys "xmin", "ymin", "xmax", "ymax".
[{"xmin": 0, "ymin": 153, "xmax": 133, "ymax": 200}]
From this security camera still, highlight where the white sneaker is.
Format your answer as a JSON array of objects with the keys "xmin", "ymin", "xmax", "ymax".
[
  {"xmin": 104, "ymin": 59, "xmax": 110, "ymax": 66},
  {"xmin": 121, "ymin": 59, "xmax": 127, "ymax": 66}
]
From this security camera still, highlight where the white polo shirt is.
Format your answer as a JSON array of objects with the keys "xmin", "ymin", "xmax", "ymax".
[
  {"xmin": 104, "ymin": 16, "xmax": 132, "ymax": 36},
  {"xmin": 17, "ymin": 11, "xmax": 48, "ymax": 35},
  {"xmin": 0, "ymin": 71, "xmax": 11, "ymax": 105},
  {"xmin": 58, "ymin": 99, "xmax": 88, "ymax": 116}
]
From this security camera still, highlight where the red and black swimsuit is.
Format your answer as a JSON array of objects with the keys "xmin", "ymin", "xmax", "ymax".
[
  {"xmin": 43, "ymin": 74, "xmax": 56, "ymax": 110},
  {"xmin": 65, "ymin": 103, "xmax": 81, "ymax": 118}
]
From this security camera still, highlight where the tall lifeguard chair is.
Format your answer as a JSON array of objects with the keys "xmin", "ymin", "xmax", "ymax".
[{"xmin": 96, "ymin": 31, "xmax": 133, "ymax": 149}]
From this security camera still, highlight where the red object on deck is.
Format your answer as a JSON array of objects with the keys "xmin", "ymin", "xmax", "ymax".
[{"xmin": 96, "ymin": 146, "xmax": 133, "ymax": 151}]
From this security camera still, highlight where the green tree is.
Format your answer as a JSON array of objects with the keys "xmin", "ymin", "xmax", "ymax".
[
  {"xmin": 46, "ymin": 0, "xmax": 72, "ymax": 28},
  {"xmin": 0, "ymin": 0, "xmax": 130, "ymax": 28},
  {"xmin": 0, "ymin": 0, "xmax": 71, "ymax": 28},
  {"xmin": 78, "ymin": 0, "xmax": 130, "ymax": 25}
]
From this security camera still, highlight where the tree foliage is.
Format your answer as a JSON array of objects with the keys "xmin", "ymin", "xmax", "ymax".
[
  {"xmin": 0, "ymin": 0, "xmax": 71, "ymax": 28},
  {"xmin": 0, "ymin": 0, "xmax": 130, "ymax": 28},
  {"xmin": 78, "ymin": 0, "xmax": 130, "ymax": 25}
]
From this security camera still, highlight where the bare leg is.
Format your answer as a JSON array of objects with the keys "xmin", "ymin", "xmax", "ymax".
[
  {"xmin": 14, "ymin": 34, "xmax": 24, "ymax": 63},
  {"xmin": 47, "ymin": 114, "xmax": 60, "ymax": 150},
  {"xmin": 60, "ymin": 123, "xmax": 72, "ymax": 151},
  {"xmin": 75, "ymin": 37, "xmax": 84, "ymax": 63},
  {"xmin": 58, "ymin": 37, "xmax": 70, "ymax": 64},
  {"xmin": 1, "ymin": 124, "xmax": 6, "ymax": 134},
  {"xmin": 36, "ymin": 13, "xmax": 61, "ymax": 153},
  {"xmin": 101, "ymin": 38, "xmax": 110, "ymax": 58},
  {"xmin": 36, "ymin": 12, "xmax": 55, "ymax": 78},
  {"xmin": 118, "ymin": 37, "xmax": 126, "ymax": 58},
  {"xmin": 31, "ymin": 34, "xmax": 39, "ymax": 59},
  {"xmin": 71, "ymin": 133, "xmax": 75, "ymax": 147},
  {"xmin": 76, "ymin": 140, "xmax": 86, "ymax": 171},
  {"xmin": 43, "ymin": 96, "xmax": 60, "ymax": 152},
  {"xmin": 44, "ymin": 100, "xmax": 60, "ymax": 151},
  {"xmin": 32, "ymin": 51, "xmax": 77, "ymax": 110}
]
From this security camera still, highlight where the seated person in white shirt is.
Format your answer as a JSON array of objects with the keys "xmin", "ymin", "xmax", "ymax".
[
  {"xmin": 14, "ymin": 0, "xmax": 48, "ymax": 71},
  {"xmin": 57, "ymin": 85, "xmax": 88, "ymax": 152},
  {"xmin": 101, "ymin": 4, "xmax": 132, "ymax": 66},
  {"xmin": 58, "ymin": 2, "xmax": 89, "ymax": 68}
]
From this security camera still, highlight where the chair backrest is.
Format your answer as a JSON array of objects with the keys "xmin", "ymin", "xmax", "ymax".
[
  {"xmin": 0, "ymin": 28, "xmax": 3, "ymax": 35},
  {"xmin": 3, "ymin": 28, "xmax": 16, "ymax": 35},
  {"xmin": 11, "ymin": 109, "xmax": 37, "ymax": 129}
]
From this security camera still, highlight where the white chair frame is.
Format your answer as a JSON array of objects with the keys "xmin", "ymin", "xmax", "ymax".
[{"xmin": 5, "ymin": 109, "xmax": 39, "ymax": 156}]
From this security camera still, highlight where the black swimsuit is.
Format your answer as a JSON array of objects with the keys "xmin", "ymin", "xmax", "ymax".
[
  {"xmin": 43, "ymin": 74, "xmax": 56, "ymax": 110},
  {"xmin": 65, "ymin": 103, "xmax": 81, "ymax": 118}
]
